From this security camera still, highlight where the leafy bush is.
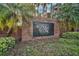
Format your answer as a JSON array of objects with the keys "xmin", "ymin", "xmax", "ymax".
[
  {"xmin": 0, "ymin": 37, "xmax": 16, "ymax": 56},
  {"xmin": 62, "ymin": 32, "xmax": 79, "ymax": 39}
]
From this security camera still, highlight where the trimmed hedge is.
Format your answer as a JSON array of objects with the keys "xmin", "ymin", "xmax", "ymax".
[
  {"xmin": 0, "ymin": 37, "xmax": 16, "ymax": 56},
  {"xmin": 62, "ymin": 32, "xmax": 79, "ymax": 39}
]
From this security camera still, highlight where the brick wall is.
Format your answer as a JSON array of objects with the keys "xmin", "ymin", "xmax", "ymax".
[{"xmin": 22, "ymin": 18, "xmax": 60, "ymax": 42}]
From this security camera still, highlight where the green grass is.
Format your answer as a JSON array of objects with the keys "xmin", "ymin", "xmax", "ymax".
[{"xmin": 9, "ymin": 38, "xmax": 79, "ymax": 56}]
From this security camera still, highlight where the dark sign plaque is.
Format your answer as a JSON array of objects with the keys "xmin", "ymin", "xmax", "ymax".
[{"xmin": 33, "ymin": 21, "xmax": 54, "ymax": 37}]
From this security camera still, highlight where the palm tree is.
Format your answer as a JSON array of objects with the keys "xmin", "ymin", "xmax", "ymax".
[
  {"xmin": 53, "ymin": 3, "xmax": 79, "ymax": 33},
  {"xmin": 0, "ymin": 3, "xmax": 35, "ymax": 36}
]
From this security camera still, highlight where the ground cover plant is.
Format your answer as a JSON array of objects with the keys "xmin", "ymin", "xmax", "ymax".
[
  {"xmin": 8, "ymin": 32, "xmax": 79, "ymax": 56},
  {"xmin": 0, "ymin": 37, "xmax": 16, "ymax": 56},
  {"xmin": 62, "ymin": 32, "xmax": 79, "ymax": 39}
]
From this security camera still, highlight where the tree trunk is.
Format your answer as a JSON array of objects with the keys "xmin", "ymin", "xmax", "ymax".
[{"xmin": 6, "ymin": 28, "xmax": 13, "ymax": 36}]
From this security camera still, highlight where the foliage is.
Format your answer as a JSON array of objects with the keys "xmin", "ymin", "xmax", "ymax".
[
  {"xmin": 53, "ymin": 3, "xmax": 79, "ymax": 32},
  {"xmin": 0, "ymin": 37, "xmax": 16, "ymax": 56},
  {"xmin": 0, "ymin": 3, "xmax": 35, "ymax": 34},
  {"xmin": 62, "ymin": 32, "xmax": 79, "ymax": 39}
]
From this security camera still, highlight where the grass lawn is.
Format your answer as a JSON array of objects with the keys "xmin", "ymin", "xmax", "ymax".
[{"xmin": 9, "ymin": 38, "xmax": 79, "ymax": 56}]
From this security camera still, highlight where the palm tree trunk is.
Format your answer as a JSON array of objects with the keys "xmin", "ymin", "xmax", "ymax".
[
  {"xmin": 65, "ymin": 19, "xmax": 69, "ymax": 32},
  {"xmin": 6, "ymin": 28, "xmax": 13, "ymax": 36}
]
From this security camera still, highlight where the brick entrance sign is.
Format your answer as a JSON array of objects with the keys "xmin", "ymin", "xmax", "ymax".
[{"xmin": 22, "ymin": 18, "xmax": 60, "ymax": 41}]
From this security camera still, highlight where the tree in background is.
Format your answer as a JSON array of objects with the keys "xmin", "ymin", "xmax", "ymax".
[
  {"xmin": 53, "ymin": 3, "xmax": 79, "ymax": 34},
  {"xmin": 0, "ymin": 3, "xmax": 35, "ymax": 36}
]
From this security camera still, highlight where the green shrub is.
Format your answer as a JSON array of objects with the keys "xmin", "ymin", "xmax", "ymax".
[
  {"xmin": 0, "ymin": 37, "xmax": 16, "ymax": 56},
  {"xmin": 62, "ymin": 32, "xmax": 79, "ymax": 39}
]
